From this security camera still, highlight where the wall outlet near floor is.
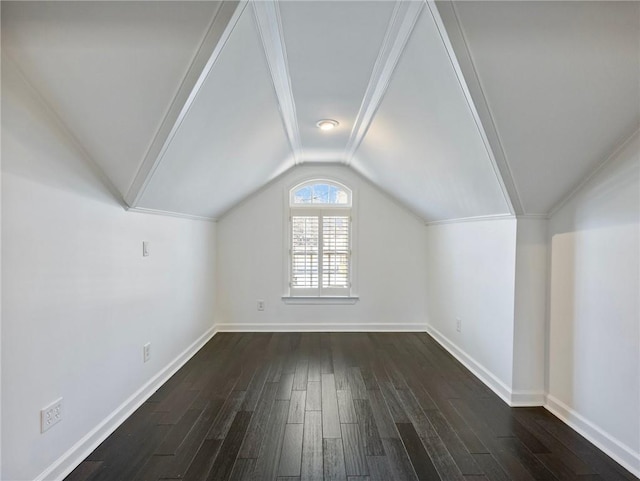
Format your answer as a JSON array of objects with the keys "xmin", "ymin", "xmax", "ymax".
[
  {"xmin": 456, "ymin": 318, "xmax": 462, "ymax": 332},
  {"xmin": 257, "ymin": 299, "xmax": 265, "ymax": 311},
  {"xmin": 143, "ymin": 342, "xmax": 151, "ymax": 363},
  {"xmin": 41, "ymin": 398, "xmax": 63, "ymax": 433}
]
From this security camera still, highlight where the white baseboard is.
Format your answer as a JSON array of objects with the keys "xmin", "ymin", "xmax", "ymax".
[
  {"xmin": 545, "ymin": 394, "xmax": 640, "ymax": 478},
  {"xmin": 510, "ymin": 390, "xmax": 546, "ymax": 407},
  {"xmin": 215, "ymin": 322, "xmax": 427, "ymax": 332},
  {"xmin": 425, "ymin": 324, "xmax": 515, "ymax": 406},
  {"xmin": 35, "ymin": 327, "xmax": 217, "ymax": 481}
]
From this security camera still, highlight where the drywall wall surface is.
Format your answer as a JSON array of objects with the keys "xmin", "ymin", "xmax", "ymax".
[
  {"xmin": 425, "ymin": 218, "xmax": 518, "ymax": 395},
  {"xmin": 548, "ymin": 133, "xmax": 639, "ymax": 466},
  {"xmin": 215, "ymin": 164, "xmax": 428, "ymax": 331},
  {"xmin": 2, "ymin": 59, "xmax": 217, "ymax": 480},
  {"xmin": 512, "ymin": 217, "xmax": 548, "ymax": 400}
]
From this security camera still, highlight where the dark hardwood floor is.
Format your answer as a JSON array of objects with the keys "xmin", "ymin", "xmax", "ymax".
[{"xmin": 65, "ymin": 332, "xmax": 638, "ymax": 481}]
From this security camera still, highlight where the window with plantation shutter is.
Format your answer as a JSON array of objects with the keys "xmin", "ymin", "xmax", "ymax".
[{"xmin": 288, "ymin": 180, "xmax": 353, "ymax": 297}]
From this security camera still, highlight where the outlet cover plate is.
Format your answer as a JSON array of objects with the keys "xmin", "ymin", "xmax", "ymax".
[{"xmin": 41, "ymin": 398, "xmax": 63, "ymax": 433}]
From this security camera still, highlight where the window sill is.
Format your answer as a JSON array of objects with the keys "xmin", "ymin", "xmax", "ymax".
[{"xmin": 282, "ymin": 296, "xmax": 359, "ymax": 305}]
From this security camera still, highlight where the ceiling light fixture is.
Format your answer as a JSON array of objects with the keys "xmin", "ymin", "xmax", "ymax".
[{"xmin": 316, "ymin": 119, "xmax": 339, "ymax": 131}]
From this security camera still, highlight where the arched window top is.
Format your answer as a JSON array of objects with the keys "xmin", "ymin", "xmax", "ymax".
[{"xmin": 290, "ymin": 180, "xmax": 351, "ymax": 207}]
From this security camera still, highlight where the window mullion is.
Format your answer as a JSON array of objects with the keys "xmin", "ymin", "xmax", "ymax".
[{"xmin": 318, "ymin": 212, "xmax": 324, "ymax": 296}]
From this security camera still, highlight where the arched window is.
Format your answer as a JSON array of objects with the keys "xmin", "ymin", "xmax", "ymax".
[{"xmin": 288, "ymin": 180, "xmax": 352, "ymax": 297}]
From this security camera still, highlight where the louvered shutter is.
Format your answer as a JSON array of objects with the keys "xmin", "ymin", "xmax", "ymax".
[
  {"xmin": 322, "ymin": 216, "xmax": 350, "ymax": 289},
  {"xmin": 291, "ymin": 215, "xmax": 319, "ymax": 289}
]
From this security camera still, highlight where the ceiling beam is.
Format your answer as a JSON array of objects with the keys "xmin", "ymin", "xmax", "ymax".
[
  {"xmin": 428, "ymin": 1, "xmax": 521, "ymax": 215},
  {"xmin": 124, "ymin": 0, "xmax": 248, "ymax": 208},
  {"xmin": 344, "ymin": 0, "xmax": 424, "ymax": 165},
  {"xmin": 252, "ymin": 0, "xmax": 303, "ymax": 164}
]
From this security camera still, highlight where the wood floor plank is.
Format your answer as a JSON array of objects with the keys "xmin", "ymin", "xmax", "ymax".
[
  {"xmin": 182, "ymin": 438, "xmax": 222, "ymax": 481},
  {"xmin": 238, "ymin": 382, "xmax": 278, "ymax": 458},
  {"xmin": 229, "ymin": 458, "xmax": 256, "ymax": 481},
  {"xmin": 346, "ymin": 367, "xmax": 368, "ymax": 400},
  {"xmin": 395, "ymin": 387, "xmax": 466, "ymax": 480},
  {"xmin": 277, "ymin": 373, "xmax": 295, "ymax": 401},
  {"xmin": 337, "ymin": 389, "xmax": 358, "ymax": 424},
  {"xmin": 322, "ymin": 373, "xmax": 342, "ymax": 438},
  {"xmin": 278, "ymin": 424, "xmax": 304, "ymax": 477},
  {"xmin": 341, "ymin": 423, "xmax": 368, "ymax": 476},
  {"xmin": 382, "ymin": 438, "xmax": 419, "ymax": 481},
  {"xmin": 156, "ymin": 399, "xmax": 226, "ymax": 479},
  {"xmin": 301, "ymin": 411, "xmax": 323, "ymax": 481},
  {"xmin": 241, "ymin": 363, "xmax": 270, "ymax": 412},
  {"xmin": 156, "ymin": 408, "xmax": 203, "ymax": 455},
  {"xmin": 66, "ymin": 334, "xmax": 635, "ymax": 481},
  {"xmin": 323, "ymin": 438, "xmax": 348, "ymax": 481},
  {"xmin": 64, "ymin": 461, "xmax": 103, "ymax": 481},
  {"xmin": 366, "ymin": 455, "xmax": 394, "ymax": 481},
  {"xmin": 288, "ymin": 390, "xmax": 307, "ymax": 424},
  {"xmin": 353, "ymin": 399, "xmax": 385, "ymax": 456},
  {"xmin": 306, "ymin": 382, "xmax": 322, "ymax": 412},
  {"xmin": 252, "ymin": 400, "xmax": 289, "ymax": 481},
  {"xmin": 293, "ymin": 360, "xmax": 310, "ymax": 391},
  {"xmin": 207, "ymin": 390, "xmax": 247, "ymax": 440},
  {"xmin": 367, "ymin": 389, "xmax": 398, "ymax": 439},
  {"xmin": 396, "ymin": 422, "xmax": 441, "ymax": 481},
  {"xmin": 207, "ymin": 411, "xmax": 252, "ymax": 481}
]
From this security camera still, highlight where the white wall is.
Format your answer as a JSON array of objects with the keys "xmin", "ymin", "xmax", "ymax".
[
  {"xmin": 424, "ymin": 218, "xmax": 518, "ymax": 402},
  {"xmin": 547, "ymin": 133, "xmax": 640, "ymax": 473},
  {"xmin": 215, "ymin": 164, "xmax": 427, "ymax": 331},
  {"xmin": 512, "ymin": 218, "xmax": 547, "ymax": 403},
  {"xmin": 2, "ymin": 60, "xmax": 217, "ymax": 480}
]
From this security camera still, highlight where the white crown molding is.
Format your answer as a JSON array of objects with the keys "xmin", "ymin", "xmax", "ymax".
[
  {"xmin": 344, "ymin": 0, "xmax": 424, "ymax": 165},
  {"xmin": 425, "ymin": 213, "xmax": 514, "ymax": 226},
  {"xmin": 546, "ymin": 395, "xmax": 640, "ymax": 478},
  {"xmin": 426, "ymin": 1, "xmax": 520, "ymax": 216},
  {"xmin": 548, "ymin": 128, "xmax": 640, "ymax": 218},
  {"xmin": 126, "ymin": 206, "xmax": 217, "ymax": 223},
  {"xmin": 34, "ymin": 328, "xmax": 217, "ymax": 481},
  {"xmin": 516, "ymin": 214, "xmax": 549, "ymax": 221},
  {"xmin": 252, "ymin": 0, "xmax": 303, "ymax": 164},
  {"xmin": 124, "ymin": 1, "xmax": 247, "ymax": 208}
]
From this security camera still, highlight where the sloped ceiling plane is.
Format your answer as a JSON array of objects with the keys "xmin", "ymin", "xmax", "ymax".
[{"xmin": 2, "ymin": 1, "xmax": 638, "ymax": 223}]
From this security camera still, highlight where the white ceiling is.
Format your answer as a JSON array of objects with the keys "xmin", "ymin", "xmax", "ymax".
[
  {"xmin": 2, "ymin": 1, "xmax": 638, "ymax": 222},
  {"xmin": 1, "ymin": 1, "xmax": 220, "ymax": 197},
  {"xmin": 448, "ymin": 1, "xmax": 640, "ymax": 215},
  {"xmin": 353, "ymin": 5, "xmax": 511, "ymax": 221}
]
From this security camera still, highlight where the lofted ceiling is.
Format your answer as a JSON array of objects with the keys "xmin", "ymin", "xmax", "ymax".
[{"xmin": 2, "ymin": 1, "xmax": 638, "ymax": 222}]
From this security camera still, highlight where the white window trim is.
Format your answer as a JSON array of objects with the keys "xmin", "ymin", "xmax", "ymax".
[{"xmin": 282, "ymin": 176, "xmax": 358, "ymax": 301}]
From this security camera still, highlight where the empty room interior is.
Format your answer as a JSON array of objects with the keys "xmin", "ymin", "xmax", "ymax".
[{"xmin": 1, "ymin": 1, "xmax": 639, "ymax": 480}]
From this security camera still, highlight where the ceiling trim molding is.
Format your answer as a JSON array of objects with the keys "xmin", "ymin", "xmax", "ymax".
[
  {"xmin": 516, "ymin": 214, "xmax": 549, "ymax": 220},
  {"xmin": 425, "ymin": 1, "xmax": 519, "ymax": 216},
  {"xmin": 126, "ymin": 206, "xmax": 217, "ymax": 223},
  {"xmin": 425, "ymin": 213, "xmax": 514, "ymax": 227},
  {"xmin": 124, "ymin": 0, "xmax": 247, "ymax": 208},
  {"xmin": 252, "ymin": 0, "xmax": 303, "ymax": 164},
  {"xmin": 548, "ymin": 128, "xmax": 640, "ymax": 218},
  {"xmin": 344, "ymin": 0, "xmax": 424, "ymax": 165}
]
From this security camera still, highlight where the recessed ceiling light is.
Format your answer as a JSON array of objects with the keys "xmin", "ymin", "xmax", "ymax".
[{"xmin": 316, "ymin": 119, "xmax": 339, "ymax": 131}]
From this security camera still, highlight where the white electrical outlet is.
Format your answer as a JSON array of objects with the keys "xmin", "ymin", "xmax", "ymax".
[
  {"xmin": 41, "ymin": 398, "xmax": 63, "ymax": 433},
  {"xmin": 257, "ymin": 300, "xmax": 265, "ymax": 311},
  {"xmin": 456, "ymin": 318, "xmax": 462, "ymax": 332},
  {"xmin": 143, "ymin": 342, "xmax": 151, "ymax": 363}
]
